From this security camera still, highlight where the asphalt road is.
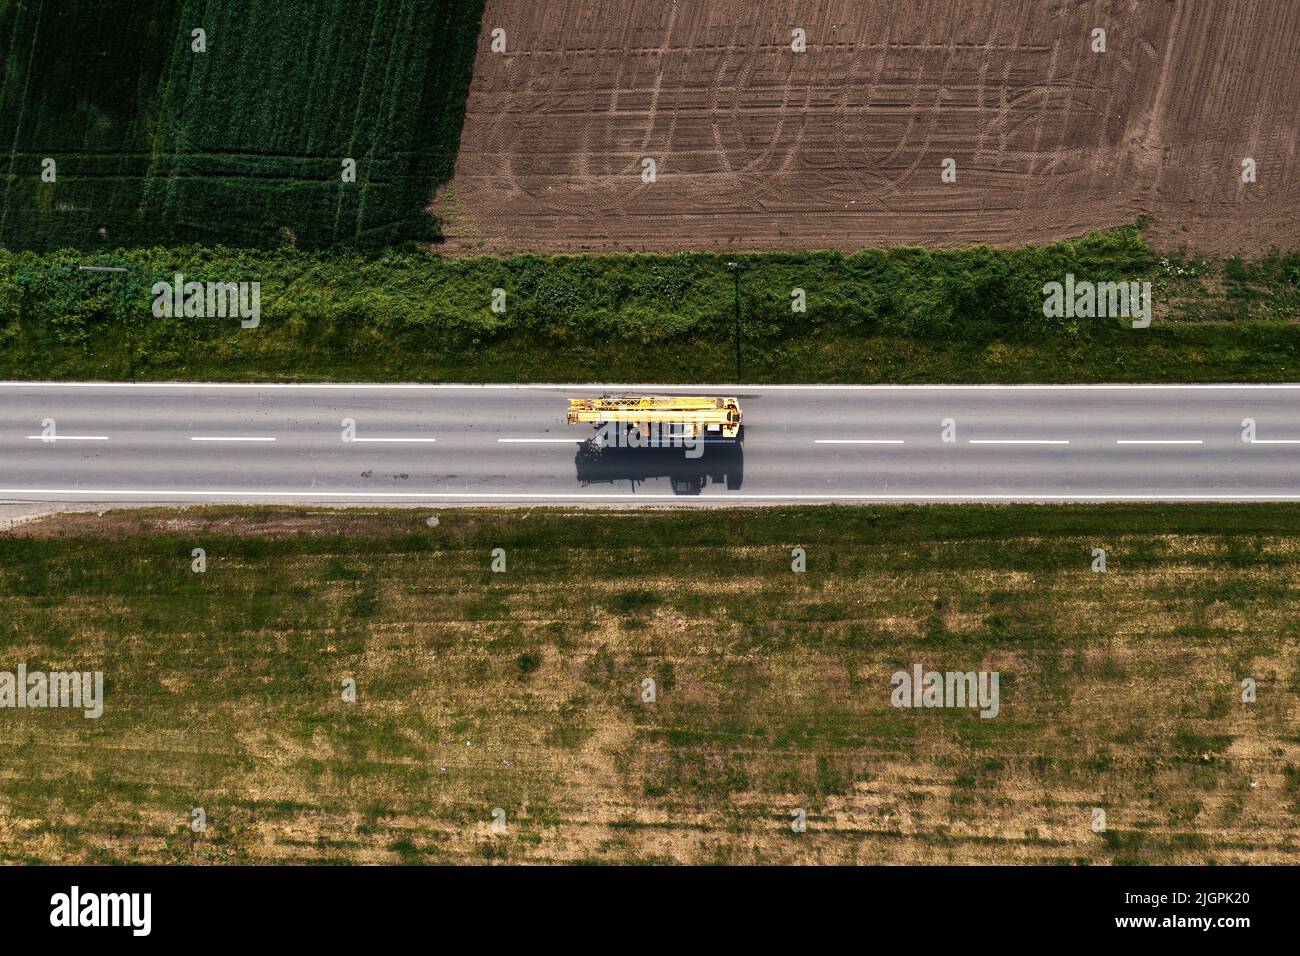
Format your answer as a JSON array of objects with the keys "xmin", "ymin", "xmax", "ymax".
[{"xmin": 4, "ymin": 382, "xmax": 1300, "ymax": 504}]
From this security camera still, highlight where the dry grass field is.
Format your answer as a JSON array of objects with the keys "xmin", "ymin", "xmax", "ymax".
[
  {"xmin": 438, "ymin": 0, "xmax": 1300, "ymax": 255},
  {"xmin": 2, "ymin": 505, "xmax": 1299, "ymax": 864}
]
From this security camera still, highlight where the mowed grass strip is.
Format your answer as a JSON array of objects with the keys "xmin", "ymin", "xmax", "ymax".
[{"xmin": 1, "ymin": 505, "xmax": 1299, "ymax": 865}]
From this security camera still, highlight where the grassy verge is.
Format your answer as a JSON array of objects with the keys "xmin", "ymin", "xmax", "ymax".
[
  {"xmin": 2, "ymin": 504, "xmax": 1298, "ymax": 864},
  {"xmin": 1, "ymin": 227, "xmax": 1297, "ymax": 382}
]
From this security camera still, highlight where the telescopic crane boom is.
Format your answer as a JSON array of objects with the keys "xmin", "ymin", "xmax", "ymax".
[{"xmin": 566, "ymin": 395, "xmax": 743, "ymax": 441}]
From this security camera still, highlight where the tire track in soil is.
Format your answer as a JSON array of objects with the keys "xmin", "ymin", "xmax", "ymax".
[{"xmin": 440, "ymin": 0, "xmax": 1300, "ymax": 255}]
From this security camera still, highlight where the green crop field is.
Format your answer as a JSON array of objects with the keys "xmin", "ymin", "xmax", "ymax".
[{"xmin": 0, "ymin": 0, "xmax": 484, "ymax": 250}]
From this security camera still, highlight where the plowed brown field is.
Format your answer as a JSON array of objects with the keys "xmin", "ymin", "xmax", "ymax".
[{"xmin": 436, "ymin": 0, "xmax": 1300, "ymax": 255}]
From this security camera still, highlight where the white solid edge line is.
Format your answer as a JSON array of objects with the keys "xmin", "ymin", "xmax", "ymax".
[
  {"xmin": 23, "ymin": 436, "xmax": 109, "ymax": 441},
  {"xmin": 813, "ymin": 440, "xmax": 905, "ymax": 444},
  {"xmin": 968, "ymin": 440, "xmax": 1069, "ymax": 445},
  {"xmin": 190, "ymin": 437, "xmax": 277, "ymax": 442},
  {"xmin": 7, "ymin": 381, "xmax": 1300, "ymax": 391},
  {"xmin": 1115, "ymin": 440, "xmax": 1204, "ymax": 445},
  {"xmin": 2, "ymin": 489, "xmax": 1300, "ymax": 501}
]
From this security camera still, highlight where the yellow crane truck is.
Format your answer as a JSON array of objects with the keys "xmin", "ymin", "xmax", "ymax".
[{"xmin": 566, "ymin": 395, "xmax": 744, "ymax": 444}]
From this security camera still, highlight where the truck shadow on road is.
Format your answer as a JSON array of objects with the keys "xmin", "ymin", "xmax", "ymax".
[{"xmin": 574, "ymin": 441, "xmax": 744, "ymax": 495}]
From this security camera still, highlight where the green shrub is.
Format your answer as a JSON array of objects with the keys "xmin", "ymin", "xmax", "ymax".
[{"xmin": 2, "ymin": 225, "xmax": 1298, "ymax": 383}]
